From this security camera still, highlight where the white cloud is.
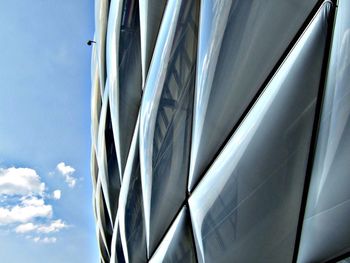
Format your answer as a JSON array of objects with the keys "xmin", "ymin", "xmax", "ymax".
[
  {"xmin": 14, "ymin": 219, "xmax": 68, "ymax": 234},
  {"xmin": 42, "ymin": 237, "xmax": 57, "ymax": 243},
  {"xmin": 21, "ymin": 196, "xmax": 44, "ymax": 206},
  {"xmin": 56, "ymin": 162, "xmax": 76, "ymax": 188},
  {"xmin": 65, "ymin": 177, "xmax": 76, "ymax": 188},
  {"xmin": 0, "ymin": 166, "xmax": 70, "ymax": 241},
  {"xmin": 0, "ymin": 167, "xmax": 45, "ymax": 196},
  {"xmin": 56, "ymin": 162, "xmax": 75, "ymax": 176},
  {"xmin": 15, "ymin": 223, "xmax": 37, "ymax": 233},
  {"xmin": 52, "ymin": 190, "xmax": 61, "ymax": 200},
  {"xmin": 37, "ymin": 219, "xmax": 68, "ymax": 233},
  {"xmin": 33, "ymin": 236, "xmax": 57, "ymax": 243},
  {"xmin": 0, "ymin": 198, "xmax": 52, "ymax": 224}
]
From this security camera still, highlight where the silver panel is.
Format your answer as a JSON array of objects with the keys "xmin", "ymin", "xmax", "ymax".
[
  {"xmin": 97, "ymin": 87, "xmax": 113, "ymax": 225},
  {"xmin": 106, "ymin": 0, "xmax": 123, "ymax": 180},
  {"xmin": 104, "ymin": 105, "xmax": 121, "ymax": 221},
  {"xmin": 96, "ymin": 179, "xmax": 111, "ymax": 261},
  {"xmin": 139, "ymin": 0, "xmax": 199, "ymax": 256},
  {"xmin": 150, "ymin": 207, "xmax": 196, "ymax": 263},
  {"xmin": 139, "ymin": 0, "xmax": 167, "ymax": 87},
  {"xmin": 95, "ymin": 0, "xmax": 109, "ymax": 96},
  {"xmin": 91, "ymin": 0, "xmax": 350, "ymax": 261},
  {"xmin": 188, "ymin": 0, "xmax": 321, "ymax": 191},
  {"xmin": 118, "ymin": 117, "xmax": 147, "ymax": 263},
  {"xmin": 298, "ymin": 1, "xmax": 350, "ymax": 262},
  {"xmin": 188, "ymin": 3, "xmax": 331, "ymax": 262},
  {"xmin": 108, "ymin": 0, "xmax": 142, "ymax": 176},
  {"xmin": 110, "ymin": 217, "xmax": 125, "ymax": 263}
]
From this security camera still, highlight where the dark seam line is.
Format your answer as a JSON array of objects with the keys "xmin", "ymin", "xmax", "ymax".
[
  {"xmin": 292, "ymin": 1, "xmax": 336, "ymax": 262},
  {"xmin": 186, "ymin": 0, "xmax": 200, "ymax": 202},
  {"xmin": 187, "ymin": 198, "xmax": 200, "ymax": 263},
  {"xmin": 189, "ymin": 0, "xmax": 334, "ymax": 198},
  {"xmin": 147, "ymin": 1, "xmax": 201, "ymax": 261},
  {"xmin": 325, "ymin": 250, "xmax": 350, "ymax": 263},
  {"xmin": 147, "ymin": 199, "xmax": 188, "ymax": 261},
  {"xmin": 186, "ymin": 2, "xmax": 201, "ymax": 262}
]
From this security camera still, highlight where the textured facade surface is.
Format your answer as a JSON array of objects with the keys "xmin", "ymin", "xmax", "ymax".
[{"xmin": 90, "ymin": 0, "xmax": 350, "ymax": 262}]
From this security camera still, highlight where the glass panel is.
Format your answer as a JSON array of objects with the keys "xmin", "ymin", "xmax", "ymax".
[
  {"xmin": 139, "ymin": 0, "xmax": 167, "ymax": 85},
  {"xmin": 117, "ymin": 0, "xmax": 142, "ymax": 173},
  {"xmin": 188, "ymin": 3, "xmax": 331, "ymax": 262},
  {"xmin": 107, "ymin": 0, "xmax": 142, "ymax": 175},
  {"xmin": 99, "ymin": 229, "xmax": 111, "ymax": 263},
  {"xmin": 298, "ymin": 1, "xmax": 350, "ymax": 262},
  {"xmin": 105, "ymin": 104, "xmax": 121, "ymax": 221},
  {"xmin": 95, "ymin": 0, "xmax": 109, "ymax": 94},
  {"xmin": 119, "ymin": 118, "xmax": 147, "ymax": 263},
  {"xmin": 139, "ymin": 0, "xmax": 199, "ymax": 256},
  {"xmin": 111, "ymin": 222, "xmax": 126, "ymax": 263},
  {"xmin": 150, "ymin": 206, "xmax": 196, "ymax": 263},
  {"xmin": 96, "ymin": 180, "xmax": 111, "ymax": 262},
  {"xmin": 189, "ymin": 0, "xmax": 322, "ymax": 191}
]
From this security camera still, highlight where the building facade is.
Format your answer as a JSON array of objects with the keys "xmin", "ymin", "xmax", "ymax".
[{"xmin": 90, "ymin": 0, "xmax": 350, "ymax": 262}]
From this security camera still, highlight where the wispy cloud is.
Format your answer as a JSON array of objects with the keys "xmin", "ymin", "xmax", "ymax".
[
  {"xmin": 0, "ymin": 167, "xmax": 45, "ymax": 195},
  {"xmin": 37, "ymin": 219, "xmax": 68, "ymax": 233},
  {"xmin": 15, "ymin": 223, "xmax": 37, "ymax": 233},
  {"xmin": 15, "ymin": 219, "xmax": 69, "ymax": 234},
  {"xmin": 33, "ymin": 236, "xmax": 57, "ymax": 244},
  {"xmin": 56, "ymin": 162, "xmax": 76, "ymax": 188}
]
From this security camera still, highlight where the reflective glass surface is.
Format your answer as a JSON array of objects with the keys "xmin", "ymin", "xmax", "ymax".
[
  {"xmin": 139, "ymin": 0, "xmax": 199, "ymax": 255},
  {"xmin": 91, "ymin": 0, "xmax": 350, "ymax": 262},
  {"xmin": 139, "ymin": 0, "xmax": 167, "ymax": 86},
  {"xmin": 150, "ymin": 207, "xmax": 196, "ymax": 263},
  {"xmin": 298, "ymin": 0, "xmax": 350, "ymax": 261},
  {"xmin": 118, "ymin": 118, "xmax": 147, "ymax": 263},
  {"xmin": 189, "ymin": 0, "xmax": 320, "ymax": 191},
  {"xmin": 105, "ymin": 105, "xmax": 121, "ymax": 221},
  {"xmin": 189, "ymin": 3, "xmax": 331, "ymax": 262}
]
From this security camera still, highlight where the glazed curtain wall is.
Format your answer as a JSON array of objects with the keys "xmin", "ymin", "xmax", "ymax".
[{"xmin": 90, "ymin": 0, "xmax": 350, "ymax": 262}]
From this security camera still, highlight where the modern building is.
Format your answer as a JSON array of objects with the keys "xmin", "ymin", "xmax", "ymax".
[{"xmin": 90, "ymin": 0, "xmax": 350, "ymax": 262}]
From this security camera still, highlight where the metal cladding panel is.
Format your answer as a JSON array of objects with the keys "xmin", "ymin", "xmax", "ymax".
[
  {"xmin": 149, "ymin": 207, "xmax": 196, "ymax": 263},
  {"xmin": 95, "ymin": 0, "xmax": 109, "ymax": 95},
  {"xmin": 110, "ymin": 221, "xmax": 125, "ymax": 263},
  {"xmin": 139, "ymin": 0, "xmax": 199, "ymax": 256},
  {"xmin": 188, "ymin": 0, "xmax": 321, "ymax": 191},
  {"xmin": 188, "ymin": 3, "xmax": 331, "ymax": 262},
  {"xmin": 297, "ymin": 0, "xmax": 350, "ymax": 262},
  {"xmin": 139, "ymin": 0, "xmax": 167, "ymax": 86},
  {"xmin": 105, "ymin": 104, "xmax": 122, "ymax": 221},
  {"xmin": 91, "ymin": 0, "xmax": 350, "ymax": 262},
  {"xmin": 118, "ymin": 118, "xmax": 147, "ymax": 263},
  {"xmin": 108, "ymin": 0, "xmax": 142, "ymax": 176}
]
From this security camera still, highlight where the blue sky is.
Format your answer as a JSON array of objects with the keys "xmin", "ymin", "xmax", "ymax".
[{"xmin": 0, "ymin": 1, "xmax": 98, "ymax": 262}]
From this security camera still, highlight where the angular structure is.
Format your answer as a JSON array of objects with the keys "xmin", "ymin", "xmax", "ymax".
[{"xmin": 90, "ymin": 0, "xmax": 350, "ymax": 262}]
